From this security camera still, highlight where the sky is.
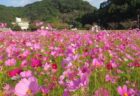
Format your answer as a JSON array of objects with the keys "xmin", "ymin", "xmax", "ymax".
[
  {"xmin": 0, "ymin": 0, "xmax": 107, "ymax": 8},
  {"xmin": 84, "ymin": 0, "xmax": 107, "ymax": 8}
]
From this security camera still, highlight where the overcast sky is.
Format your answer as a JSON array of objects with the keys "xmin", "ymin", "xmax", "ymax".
[{"xmin": 0, "ymin": 0, "xmax": 107, "ymax": 8}]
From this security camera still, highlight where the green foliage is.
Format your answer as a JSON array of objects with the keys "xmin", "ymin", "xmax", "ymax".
[
  {"xmin": 11, "ymin": 25, "xmax": 21, "ymax": 31},
  {"xmin": 80, "ymin": 0, "xmax": 140, "ymax": 29},
  {"xmin": 100, "ymin": 0, "xmax": 139, "ymax": 28},
  {"xmin": 108, "ymin": 22, "xmax": 119, "ymax": 29},
  {"xmin": 119, "ymin": 20, "xmax": 137, "ymax": 29},
  {"xmin": 29, "ymin": 24, "xmax": 38, "ymax": 31},
  {"xmin": 52, "ymin": 22, "xmax": 69, "ymax": 29},
  {"xmin": 107, "ymin": 20, "xmax": 138, "ymax": 29},
  {"xmin": 84, "ymin": 24, "xmax": 92, "ymax": 30}
]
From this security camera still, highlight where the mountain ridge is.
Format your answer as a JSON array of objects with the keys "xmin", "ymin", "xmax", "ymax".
[{"xmin": 0, "ymin": 0, "xmax": 96, "ymax": 26}]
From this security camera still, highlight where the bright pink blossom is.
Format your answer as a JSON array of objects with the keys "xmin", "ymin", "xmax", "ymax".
[
  {"xmin": 8, "ymin": 68, "xmax": 22, "ymax": 77},
  {"xmin": 117, "ymin": 85, "xmax": 129, "ymax": 96},
  {"xmin": 31, "ymin": 58, "xmax": 42, "ymax": 67}
]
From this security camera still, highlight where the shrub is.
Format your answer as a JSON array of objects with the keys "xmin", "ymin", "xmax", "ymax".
[
  {"xmin": 119, "ymin": 21, "xmax": 137, "ymax": 29},
  {"xmin": 29, "ymin": 24, "xmax": 38, "ymax": 31},
  {"xmin": 11, "ymin": 25, "xmax": 21, "ymax": 31},
  {"xmin": 107, "ymin": 20, "xmax": 138, "ymax": 30},
  {"xmin": 108, "ymin": 22, "xmax": 119, "ymax": 29},
  {"xmin": 84, "ymin": 24, "xmax": 92, "ymax": 30},
  {"xmin": 52, "ymin": 22, "xmax": 69, "ymax": 30}
]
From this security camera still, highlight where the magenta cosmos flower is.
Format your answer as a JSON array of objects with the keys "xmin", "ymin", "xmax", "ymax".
[
  {"xmin": 8, "ymin": 68, "xmax": 22, "ymax": 77},
  {"xmin": 15, "ymin": 77, "xmax": 40, "ymax": 96},
  {"xmin": 31, "ymin": 58, "xmax": 42, "ymax": 67}
]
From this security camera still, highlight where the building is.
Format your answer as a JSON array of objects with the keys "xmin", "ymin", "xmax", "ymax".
[
  {"xmin": 91, "ymin": 25, "xmax": 100, "ymax": 33},
  {"xmin": 14, "ymin": 17, "xmax": 29, "ymax": 30}
]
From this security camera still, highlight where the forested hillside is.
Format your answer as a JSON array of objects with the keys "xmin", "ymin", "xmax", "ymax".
[
  {"xmin": 0, "ymin": 0, "xmax": 139, "ymax": 29},
  {"xmin": 0, "ymin": 0, "xmax": 96, "ymax": 27},
  {"xmin": 80, "ymin": 0, "xmax": 140, "ymax": 29}
]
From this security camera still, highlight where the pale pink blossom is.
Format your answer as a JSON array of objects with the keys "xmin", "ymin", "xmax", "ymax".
[
  {"xmin": 15, "ymin": 77, "xmax": 40, "ymax": 96},
  {"xmin": 5, "ymin": 58, "xmax": 16, "ymax": 66},
  {"xmin": 20, "ymin": 70, "xmax": 32, "ymax": 78}
]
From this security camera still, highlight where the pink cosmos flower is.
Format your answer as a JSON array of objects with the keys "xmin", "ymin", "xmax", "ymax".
[
  {"xmin": 0, "ymin": 56, "xmax": 3, "ymax": 62},
  {"xmin": 63, "ymin": 90, "xmax": 70, "ymax": 96},
  {"xmin": 94, "ymin": 88, "xmax": 110, "ymax": 96},
  {"xmin": 3, "ymin": 84, "xmax": 14, "ymax": 95},
  {"xmin": 21, "ymin": 60, "xmax": 28, "ymax": 67},
  {"xmin": 22, "ymin": 50, "xmax": 30, "ymax": 58},
  {"xmin": 20, "ymin": 70, "xmax": 32, "ymax": 78},
  {"xmin": 26, "ymin": 42, "xmax": 32, "ymax": 47},
  {"xmin": 41, "ymin": 86, "xmax": 49, "ymax": 94},
  {"xmin": 62, "ymin": 57, "xmax": 73, "ymax": 69},
  {"xmin": 44, "ymin": 62, "xmax": 51, "ymax": 71},
  {"xmin": 92, "ymin": 58, "xmax": 103, "ymax": 68},
  {"xmin": 59, "ymin": 75, "xmax": 65, "ymax": 85},
  {"xmin": 5, "ymin": 58, "xmax": 16, "ymax": 66},
  {"xmin": 15, "ymin": 77, "xmax": 40, "ymax": 96},
  {"xmin": 128, "ymin": 60, "xmax": 140, "ymax": 67},
  {"xmin": 39, "ymin": 30, "xmax": 49, "ymax": 36},
  {"xmin": 117, "ymin": 85, "xmax": 136, "ymax": 95},
  {"xmin": 80, "ymin": 74, "xmax": 89, "ymax": 87},
  {"xmin": 117, "ymin": 85, "xmax": 129, "ymax": 96},
  {"xmin": 106, "ymin": 60, "xmax": 118, "ymax": 70},
  {"xmin": 125, "ymin": 53, "xmax": 134, "ymax": 60},
  {"xmin": 105, "ymin": 74, "xmax": 116, "ymax": 83},
  {"xmin": 33, "ymin": 43, "xmax": 41, "ymax": 50},
  {"xmin": 65, "ymin": 80, "xmax": 80, "ymax": 92},
  {"xmin": 0, "ymin": 23, "xmax": 7, "ymax": 28},
  {"xmin": 6, "ymin": 45, "xmax": 19, "ymax": 57}
]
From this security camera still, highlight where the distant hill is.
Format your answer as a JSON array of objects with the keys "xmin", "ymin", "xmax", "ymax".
[{"xmin": 0, "ymin": 0, "xmax": 96, "ymax": 26}]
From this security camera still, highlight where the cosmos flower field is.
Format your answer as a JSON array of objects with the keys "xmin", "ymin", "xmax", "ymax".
[{"xmin": 0, "ymin": 30, "xmax": 140, "ymax": 96}]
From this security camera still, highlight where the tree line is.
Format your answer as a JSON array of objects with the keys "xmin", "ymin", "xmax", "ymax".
[
  {"xmin": 80, "ymin": 0, "xmax": 140, "ymax": 29},
  {"xmin": 0, "ymin": 0, "xmax": 139, "ymax": 29}
]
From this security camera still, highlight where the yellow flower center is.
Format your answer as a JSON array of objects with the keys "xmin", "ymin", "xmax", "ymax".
[
  {"xmin": 124, "ymin": 93, "xmax": 128, "ymax": 96},
  {"xmin": 27, "ymin": 90, "xmax": 32, "ymax": 95}
]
